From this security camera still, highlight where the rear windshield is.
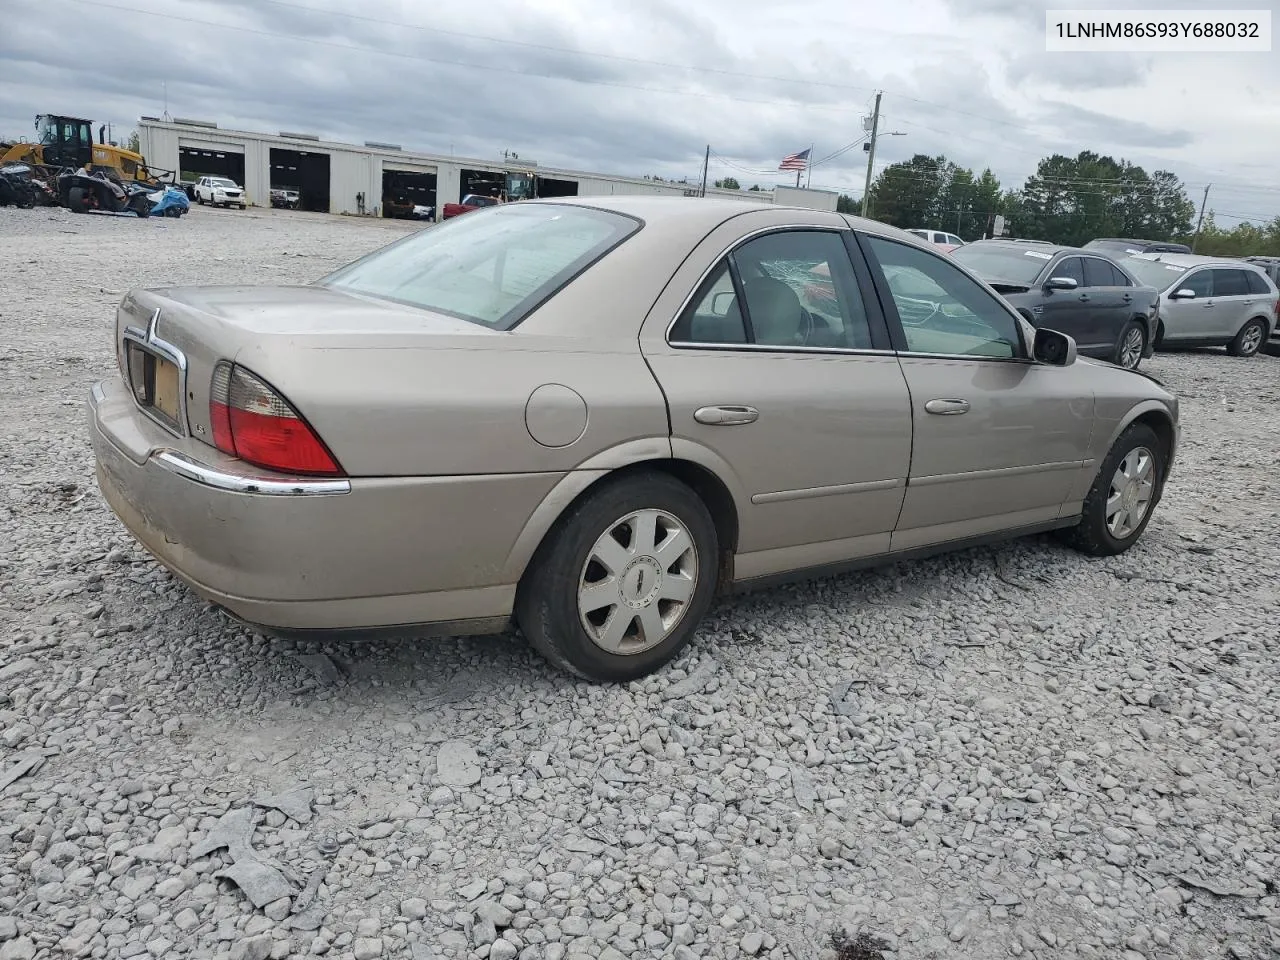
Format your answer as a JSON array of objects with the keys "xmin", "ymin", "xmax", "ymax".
[
  {"xmin": 1120, "ymin": 256, "xmax": 1188, "ymax": 291},
  {"xmin": 321, "ymin": 203, "xmax": 640, "ymax": 330},
  {"xmin": 950, "ymin": 245, "xmax": 1050, "ymax": 284}
]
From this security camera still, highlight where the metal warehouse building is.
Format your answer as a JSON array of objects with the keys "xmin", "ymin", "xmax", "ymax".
[{"xmin": 137, "ymin": 118, "xmax": 836, "ymax": 217}]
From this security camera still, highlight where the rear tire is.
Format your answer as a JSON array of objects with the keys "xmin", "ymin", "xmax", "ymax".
[
  {"xmin": 1113, "ymin": 320, "xmax": 1145, "ymax": 369},
  {"xmin": 515, "ymin": 473, "xmax": 719, "ymax": 682},
  {"xmin": 67, "ymin": 187, "xmax": 88, "ymax": 214},
  {"xmin": 1058, "ymin": 422, "xmax": 1164, "ymax": 557},
  {"xmin": 1227, "ymin": 318, "xmax": 1267, "ymax": 358}
]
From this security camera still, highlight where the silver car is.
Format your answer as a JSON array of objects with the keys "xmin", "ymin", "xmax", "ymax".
[
  {"xmin": 1123, "ymin": 253, "xmax": 1278, "ymax": 357},
  {"xmin": 90, "ymin": 198, "xmax": 1179, "ymax": 682}
]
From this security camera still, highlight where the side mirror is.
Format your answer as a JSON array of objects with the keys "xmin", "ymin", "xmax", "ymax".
[
  {"xmin": 1044, "ymin": 276, "xmax": 1078, "ymax": 291},
  {"xmin": 1169, "ymin": 288, "xmax": 1196, "ymax": 300},
  {"xmin": 1033, "ymin": 328, "xmax": 1077, "ymax": 366}
]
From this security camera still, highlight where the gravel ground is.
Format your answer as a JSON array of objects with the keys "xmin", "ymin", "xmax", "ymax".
[{"xmin": 1, "ymin": 204, "xmax": 1278, "ymax": 960}]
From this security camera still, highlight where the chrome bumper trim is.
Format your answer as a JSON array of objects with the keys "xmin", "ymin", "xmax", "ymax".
[{"xmin": 152, "ymin": 450, "xmax": 351, "ymax": 496}]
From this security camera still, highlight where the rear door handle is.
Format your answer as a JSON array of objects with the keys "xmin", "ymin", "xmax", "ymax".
[
  {"xmin": 1122, "ymin": 294, "xmax": 1132, "ymax": 303},
  {"xmin": 924, "ymin": 398, "xmax": 970, "ymax": 416},
  {"xmin": 694, "ymin": 405, "xmax": 759, "ymax": 425}
]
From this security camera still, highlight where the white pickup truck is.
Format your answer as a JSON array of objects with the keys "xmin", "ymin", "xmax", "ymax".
[{"xmin": 193, "ymin": 176, "xmax": 247, "ymax": 209}]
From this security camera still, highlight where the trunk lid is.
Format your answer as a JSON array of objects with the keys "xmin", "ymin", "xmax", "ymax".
[{"xmin": 114, "ymin": 284, "xmax": 499, "ymax": 453}]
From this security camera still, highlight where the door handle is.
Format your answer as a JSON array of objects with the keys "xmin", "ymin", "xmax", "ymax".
[
  {"xmin": 1078, "ymin": 294, "xmax": 1090, "ymax": 302},
  {"xmin": 924, "ymin": 398, "xmax": 970, "ymax": 416},
  {"xmin": 1122, "ymin": 294, "xmax": 1132, "ymax": 303},
  {"xmin": 694, "ymin": 405, "xmax": 759, "ymax": 425}
]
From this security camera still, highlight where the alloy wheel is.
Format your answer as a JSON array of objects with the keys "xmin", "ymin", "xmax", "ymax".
[
  {"xmin": 1240, "ymin": 322, "xmax": 1264, "ymax": 356},
  {"xmin": 1106, "ymin": 446, "xmax": 1155, "ymax": 539},
  {"xmin": 577, "ymin": 509, "xmax": 698, "ymax": 654},
  {"xmin": 1120, "ymin": 328, "xmax": 1144, "ymax": 368}
]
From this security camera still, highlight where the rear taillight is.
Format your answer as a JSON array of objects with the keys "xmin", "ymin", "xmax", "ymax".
[{"xmin": 209, "ymin": 361, "xmax": 344, "ymax": 477}]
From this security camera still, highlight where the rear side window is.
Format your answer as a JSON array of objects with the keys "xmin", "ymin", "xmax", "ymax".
[
  {"xmin": 671, "ymin": 262, "xmax": 747, "ymax": 343},
  {"xmin": 1082, "ymin": 257, "xmax": 1116, "ymax": 287},
  {"xmin": 321, "ymin": 203, "xmax": 640, "ymax": 330},
  {"xmin": 1212, "ymin": 269, "xmax": 1251, "ymax": 297},
  {"xmin": 1244, "ymin": 269, "xmax": 1272, "ymax": 295},
  {"xmin": 672, "ymin": 230, "xmax": 874, "ymax": 349},
  {"xmin": 1108, "ymin": 263, "xmax": 1132, "ymax": 286}
]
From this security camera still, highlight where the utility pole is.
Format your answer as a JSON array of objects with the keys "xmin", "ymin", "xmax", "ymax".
[
  {"xmin": 1191, "ymin": 183, "xmax": 1210, "ymax": 252},
  {"xmin": 700, "ymin": 144, "xmax": 709, "ymax": 198},
  {"xmin": 861, "ymin": 92, "xmax": 881, "ymax": 218}
]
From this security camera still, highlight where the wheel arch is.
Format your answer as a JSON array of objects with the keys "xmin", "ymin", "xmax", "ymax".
[
  {"xmin": 1242, "ymin": 314, "xmax": 1274, "ymax": 337},
  {"xmin": 1108, "ymin": 401, "xmax": 1177, "ymax": 491},
  {"xmin": 501, "ymin": 441, "xmax": 747, "ymax": 590}
]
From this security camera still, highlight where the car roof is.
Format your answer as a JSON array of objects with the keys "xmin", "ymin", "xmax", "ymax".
[
  {"xmin": 518, "ymin": 195, "xmax": 929, "ymax": 245},
  {"xmin": 1129, "ymin": 252, "xmax": 1267, "ymax": 270},
  {"xmin": 959, "ymin": 239, "xmax": 1103, "ymax": 257}
]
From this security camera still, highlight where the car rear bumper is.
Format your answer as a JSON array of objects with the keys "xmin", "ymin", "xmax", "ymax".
[{"xmin": 89, "ymin": 378, "xmax": 561, "ymax": 635}]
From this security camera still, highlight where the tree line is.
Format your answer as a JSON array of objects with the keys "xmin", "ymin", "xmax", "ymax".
[{"xmin": 815, "ymin": 151, "xmax": 1277, "ymax": 258}]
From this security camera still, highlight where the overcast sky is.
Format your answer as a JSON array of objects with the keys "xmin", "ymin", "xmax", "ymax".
[{"xmin": 3, "ymin": 0, "xmax": 1278, "ymax": 222}]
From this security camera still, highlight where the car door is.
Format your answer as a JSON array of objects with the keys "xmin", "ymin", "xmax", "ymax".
[
  {"xmin": 639, "ymin": 216, "xmax": 913, "ymax": 582},
  {"xmin": 1035, "ymin": 255, "xmax": 1092, "ymax": 345},
  {"xmin": 856, "ymin": 233, "xmax": 1094, "ymax": 551},
  {"xmin": 1079, "ymin": 255, "xmax": 1128, "ymax": 351},
  {"xmin": 1209, "ymin": 268, "xmax": 1260, "ymax": 340},
  {"xmin": 1159, "ymin": 267, "xmax": 1214, "ymax": 340}
]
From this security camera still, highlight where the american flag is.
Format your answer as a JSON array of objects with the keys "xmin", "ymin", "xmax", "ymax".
[{"xmin": 778, "ymin": 148, "xmax": 810, "ymax": 171}]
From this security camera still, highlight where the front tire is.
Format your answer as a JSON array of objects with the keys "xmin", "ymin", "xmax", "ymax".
[
  {"xmin": 66, "ymin": 187, "xmax": 88, "ymax": 213},
  {"xmin": 1227, "ymin": 318, "xmax": 1267, "ymax": 358},
  {"xmin": 1058, "ymin": 423, "xmax": 1164, "ymax": 557},
  {"xmin": 516, "ymin": 473, "xmax": 719, "ymax": 682},
  {"xmin": 1113, "ymin": 320, "xmax": 1145, "ymax": 369}
]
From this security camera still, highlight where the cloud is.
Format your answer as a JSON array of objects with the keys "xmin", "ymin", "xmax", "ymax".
[
  {"xmin": 1039, "ymin": 101, "xmax": 1195, "ymax": 150},
  {"xmin": 1006, "ymin": 51, "xmax": 1152, "ymax": 90}
]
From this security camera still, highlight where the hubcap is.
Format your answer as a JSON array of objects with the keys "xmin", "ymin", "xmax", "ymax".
[
  {"xmin": 1241, "ymin": 323, "xmax": 1263, "ymax": 354},
  {"xmin": 577, "ymin": 509, "xmax": 698, "ymax": 654},
  {"xmin": 1120, "ymin": 328, "xmax": 1144, "ymax": 368},
  {"xmin": 1105, "ymin": 446, "xmax": 1156, "ymax": 540}
]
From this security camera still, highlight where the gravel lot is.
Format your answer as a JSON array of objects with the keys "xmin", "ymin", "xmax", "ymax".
[{"xmin": 1, "ymin": 204, "xmax": 1278, "ymax": 960}]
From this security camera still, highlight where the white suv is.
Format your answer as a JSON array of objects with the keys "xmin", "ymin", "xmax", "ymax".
[{"xmin": 194, "ymin": 176, "xmax": 247, "ymax": 209}]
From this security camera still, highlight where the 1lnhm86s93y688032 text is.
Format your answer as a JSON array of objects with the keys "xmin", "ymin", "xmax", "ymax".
[{"xmin": 1046, "ymin": 8, "xmax": 1272, "ymax": 52}]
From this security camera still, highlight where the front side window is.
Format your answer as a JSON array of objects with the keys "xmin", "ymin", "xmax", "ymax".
[
  {"xmin": 1181, "ymin": 270, "xmax": 1213, "ymax": 298},
  {"xmin": 322, "ymin": 203, "xmax": 639, "ymax": 330},
  {"xmin": 1051, "ymin": 256, "xmax": 1085, "ymax": 286},
  {"xmin": 867, "ymin": 236, "xmax": 1023, "ymax": 359}
]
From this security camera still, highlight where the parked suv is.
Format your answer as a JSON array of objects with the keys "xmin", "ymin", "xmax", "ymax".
[
  {"xmin": 194, "ymin": 176, "xmax": 247, "ymax": 209},
  {"xmin": 1121, "ymin": 253, "xmax": 1278, "ymax": 358},
  {"xmin": 1086, "ymin": 238, "xmax": 1191, "ymax": 255},
  {"xmin": 951, "ymin": 240, "xmax": 1159, "ymax": 369}
]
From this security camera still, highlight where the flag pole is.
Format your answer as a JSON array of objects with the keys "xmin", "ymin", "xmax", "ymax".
[{"xmin": 805, "ymin": 142, "xmax": 813, "ymax": 189}]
